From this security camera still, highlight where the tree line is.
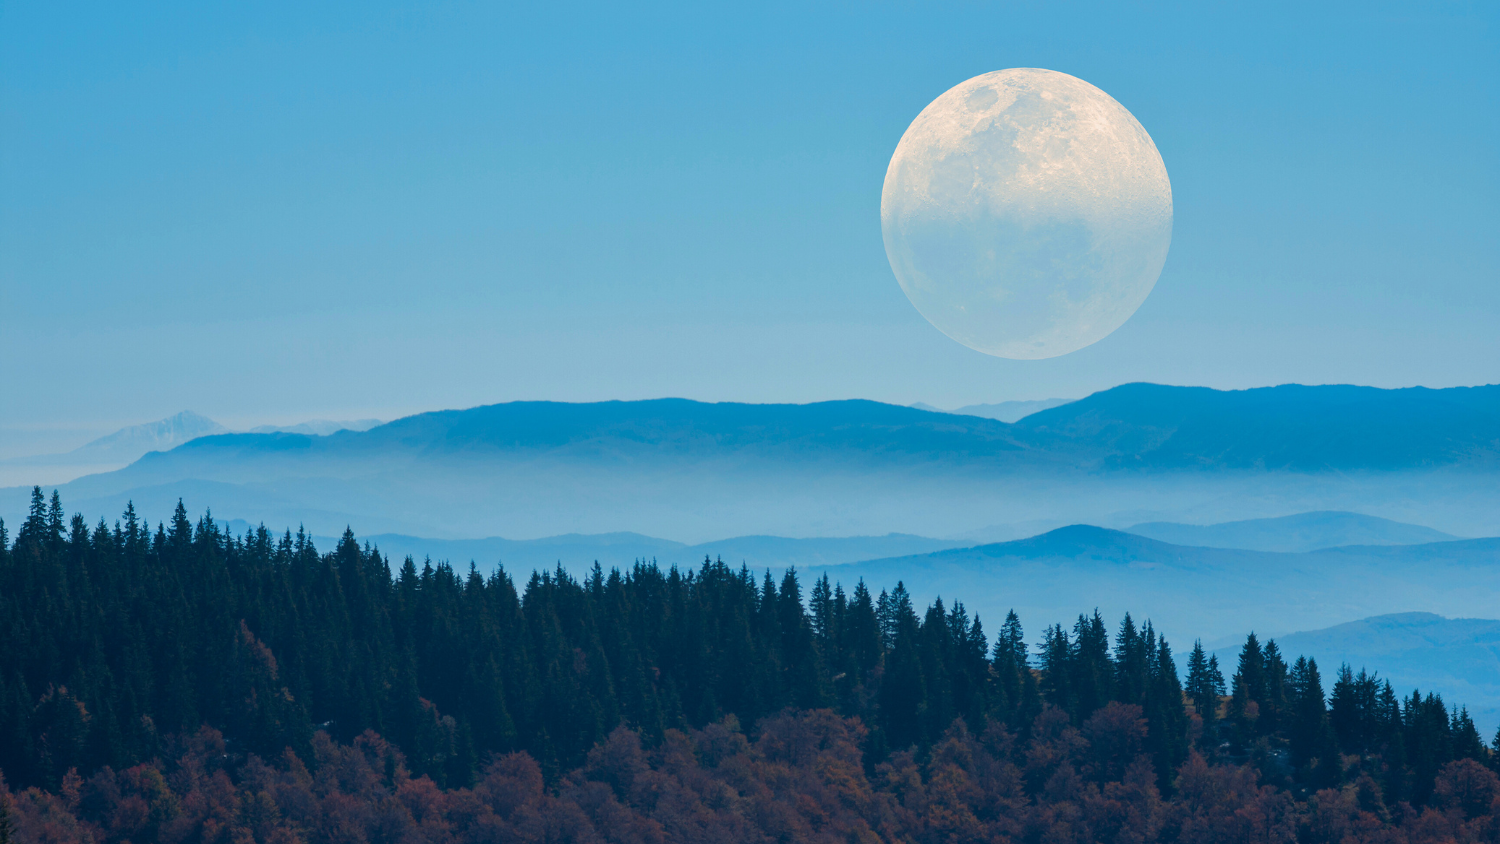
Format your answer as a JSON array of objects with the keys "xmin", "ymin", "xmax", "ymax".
[{"xmin": 0, "ymin": 489, "xmax": 1496, "ymax": 834}]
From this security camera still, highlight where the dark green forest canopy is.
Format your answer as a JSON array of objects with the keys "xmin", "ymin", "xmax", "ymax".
[{"xmin": 0, "ymin": 490, "xmax": 1494, "ymax": 820}]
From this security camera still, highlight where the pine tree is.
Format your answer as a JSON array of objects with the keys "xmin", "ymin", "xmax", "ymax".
[
  {"xmin": 810, "ymin": 574, "xmax": 835, "ymax": 652},
  {"xmin": 1038, "ymin": 624, "xmax": 1074, "ymax": 716},
  {"xmin": 878, "ymin": 590, "xmax": 925, "ymax": 751},
  {"xmin": 16, "ymin": 486, "xmax": 46, "ymax": 548},
  {"xmin": 843, "ymin": 580, "xmax": 881, "ymax": 688},
  {"xmin": 1185, "ymin": 641, "xmax": 1224, "ymax": 747},
  {"xmin": 876, "ymin": 588, "xmax": 895, "ymax": 649},
  {"xmin": 1072, "ymin": 611, "xmax": 1111, "ymax": 721},
  {"xmin": 46, "ymin": 490, "xmax": 65, "ymax": 551},
  {"xmin": 1113, "ymin": 613, "xmax": 1148, "ymax": 706},
  {"xmin": 992, "ymin": 610, "xmax": 1038, "ymax": 732},
  {"xmin": 1288, "ymin": 656, "xmax": 1336, "ymax": 787},
  {"xmin": 1144, "ymin": 631, "xmax": 1188, "ymax": 789},
  {"xmin": 1451, "ymin": 706, "xmax": 1486, "ymax": 761},
  {"xmin": 1260, "ymin": 639, "xmax": 1288, "ymax": 735},
  {"xmin": 777, "ymin": 568, "xmax": 825, "ymax": 709},
  {"xmin": 948, "ymin": 603, "xmax": 989, "ymax": 729},
  {"xmin": 1228, "ymin": 633, "xmax": 1265, "ymax": 749}
]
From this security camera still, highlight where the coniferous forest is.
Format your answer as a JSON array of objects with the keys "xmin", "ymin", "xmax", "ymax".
[{"xmin": 2, "ymin": 489, "xmax": 1500, "ymax": 843}]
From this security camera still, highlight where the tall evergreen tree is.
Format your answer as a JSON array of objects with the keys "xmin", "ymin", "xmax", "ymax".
[
  {"xmin": 1144, "ymin": 630, "xmax": 1188, "ymax": 789},
  {"xmin": 1185, "ymin": 641, "xmax": 1225, "ymax": 747},
  {"xmin": 1113, "ymin": 613, "xmax": 1148, "ymax": 706},
  {"xmin": 1072, "ymin": 611, "xmax": 1112, "ymax": 721},
  {"xmin": 992, "ymin": 610, "xmax": 1039, "ymax": 732},
  {"xmin": 1288, "ymin": 656, "xmax": 1336, "ymax": 787},
  {"xmin": 1228, "ymin": 632, "xmax": 1266, "ymax": 749}
]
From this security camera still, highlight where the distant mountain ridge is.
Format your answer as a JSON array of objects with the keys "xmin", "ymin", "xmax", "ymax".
[
  {"xmin": 290, "ymin": 529, "xmax": 967, "ymax": 571},
  {"xmin": 56, "ymin": 411, "xmax": 227, "ymax": 464},
  {"xmin": 268, "ymin": 398, "xmax": 1034, "ymax": 461},
  {"xmin": 8, "ymin": 382, "xmax": 1500, "ymax": 541},
  {"xmin": 153, "ymin": 382, "xmax": 1500, "ymax": 472},
  {"xmin": 246, "ymin": 508, "xmax": 1460, "ymax": 573},
  {"xmin": 5, "ymin": 413, "xmax": 385, "ymax": 467},
  {"xmin": 1127, "ymin": 511, "xmax": 1459, "ymax": 552},
  {"xmin": 249, "ymin": 419, "xmax": 384, "ymax": 436},
  {"xmin": 1016, "ymin": 382, "xmax": 1500, "ymax": 470}
]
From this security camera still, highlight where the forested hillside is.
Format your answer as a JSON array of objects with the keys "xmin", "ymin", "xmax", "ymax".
[{"xmin": 1, "ymin": 489, "xmax": 1498, "ymax": 843}]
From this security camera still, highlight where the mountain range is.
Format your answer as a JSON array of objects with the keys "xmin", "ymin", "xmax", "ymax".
[
  {"xmin": 4, "ymin": 382, "xmax": 1500, "ymax": 540},
  {"xmin": 1127, "ymin": 510, "xmax": 1459, "ymax": 552},
  {"xmin": 248, "ymin": 419, "xmax": 384, "ymax": 436},
  {"xmin": 286, "ymin": 528, "xmax": 968, "ymax": 572},
  {"xmin": 1015, "ymin": 382, "xmax": 1500, "ymax": 471},
  {"xmin": 5, "ymin": 411, "xmax": 228, "ymax": 466},
  {"xmin": 0, "ymin": 413, "xmax": 385, "ymax": 488},
  {"xmin": 233, "ymin": 509, "xmax": 1452, "ymax": 576}
]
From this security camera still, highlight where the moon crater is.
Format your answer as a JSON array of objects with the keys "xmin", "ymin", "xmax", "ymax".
[{"xmin": 881, "ymin": 68, "xmax": 1172, "ymax": 359}]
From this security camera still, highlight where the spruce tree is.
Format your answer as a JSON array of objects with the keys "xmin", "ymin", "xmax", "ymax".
[
  {"xmin": 1185, "ymin": 641, "xmax": 1224, "ymax": 746},
  {"xmin": 1288, "ymin": 656, "xmax": 1336, "ymax": 787},
  {"xmin": 1260, "ymin": 640, "xmax": 1288, "ymax": 735},
  {"xmin": 1038, "ymin": 624, "xmax": 1074, "ymax": 717},
  {"xmin": 1228, "ymin": 633, "xmax": 1265, "ymax": 749},
  {"xmin": 1113, "ymin": 613, "xmax": 1148, "ymax": 707},
  {"xmin": 1072, "ymin": 611, "xmax": 1111, "ymax": 721},
  {"xmin": 1144, "ymin": 632, "xmax": 1188, "ymax": 789},
  {"xmin": 1451, "ymin": 706, "xmax": 1485, "ymax": 761},
  {"xmin": 843, "ymin": 580, "xmax": 881, "ymax": 687},
  {"xmin": 992, "ymin": 610, "xmax": 1038, "ymax": 732}
]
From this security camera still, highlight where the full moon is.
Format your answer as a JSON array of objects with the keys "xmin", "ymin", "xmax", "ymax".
[{"xmin": 881, "ymin": 68, "xmax": 1172, "ymax": 359}]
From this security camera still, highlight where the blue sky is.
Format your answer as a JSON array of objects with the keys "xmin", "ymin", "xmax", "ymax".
[{"xmin": 1, "ymin": 0, "xmax": 1496, "ymax": 438}]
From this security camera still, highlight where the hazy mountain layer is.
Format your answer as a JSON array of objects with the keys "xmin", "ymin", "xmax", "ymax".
[
  {"xmin": 1127, "ymin": 510, "xmax": 1458, "ymax": 552},
  {"xmin": 912, "ymin": 398, "xmax": 1076, "ymax": 422},
  {"xmin": 295, "ymin": 528, "xmax": 967, "ymax": 571},
  {"xmin": 1017, "ymin": 382, "xmax": 1500, "ymax": 470},
  {"xmin": 800, "ymin": 528, "xmax": 1500, "ymax": 662},
  {"xmin": 0, "ymin": 411, "xmax": 231, "ymax": 487},
  {"xmin": 248, "ymin": 418, "xmax": 384, "ymax": 436},
  {"xmin": 950, "ymin": 398, "xmax": 1076, "ymax": 422},
  {"xmin": 224, "ymin": 520, "xmax": 967, "ymax": 571},
  {"xmin": 5, "ymin": 384, "xmax": 1500, "ymax": 540},
  {"xmin": 4, "ymin": 411, "xmax": 227, "ymax": 466}
]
